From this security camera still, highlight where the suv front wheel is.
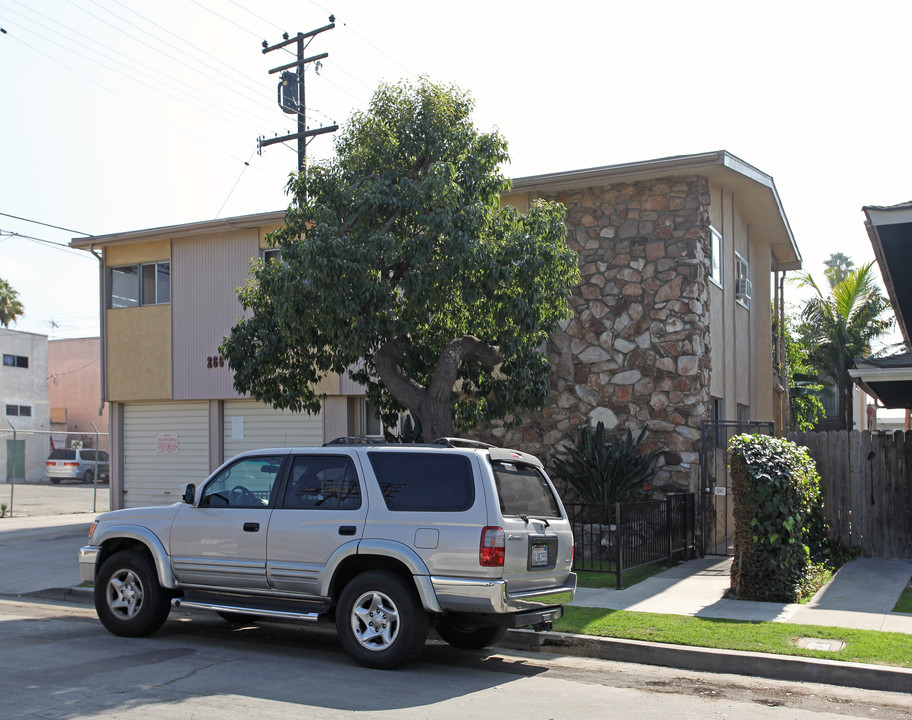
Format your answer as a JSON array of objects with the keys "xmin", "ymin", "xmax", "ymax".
[
  {"xmin": 94, "ymin": 550, "xmax": 171, "ymax": 637},
  {"xmin": 336, "ymin": 570, "xmax": 428, "ymax": 669}
]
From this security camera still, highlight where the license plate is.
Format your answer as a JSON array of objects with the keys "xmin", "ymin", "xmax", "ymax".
[{"xmin": 531, "ymin": 544, "xmax": 549, "ymax": 567}]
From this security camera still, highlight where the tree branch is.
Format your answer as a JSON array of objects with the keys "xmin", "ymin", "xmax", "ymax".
[
  {"xmin": 429, "ymin": 336, "xmax": 502, "ymax": 404},
  {"xmin": 373, "ymin": 337, "xmax": 427, "ymax": 416}
]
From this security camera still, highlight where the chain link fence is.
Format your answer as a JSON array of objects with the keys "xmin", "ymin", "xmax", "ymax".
[{"xmin": 1, "ymin": 428, "xmax": 111, "ymax": 518}]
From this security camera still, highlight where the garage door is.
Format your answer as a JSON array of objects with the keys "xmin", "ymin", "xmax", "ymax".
[
  {"xmin": 224, "ymin": 400, "xmax": 323, "ymax": 460},
  {"xmin": 124, "ymin": 402, "xmax": 210, "ymax": 507}
]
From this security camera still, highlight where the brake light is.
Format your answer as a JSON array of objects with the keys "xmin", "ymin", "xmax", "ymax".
[
  {"xmin": 63, "ymin": 462, "xmax": 79, "ymax": 467},
  {"xmin": 480, "ymin": 526, "xmax": 505, "ymax": 567}
]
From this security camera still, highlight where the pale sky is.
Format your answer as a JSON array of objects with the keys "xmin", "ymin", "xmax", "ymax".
[{"xmin": 2, "ymin": 0, "xmax": 910, "ymax": 343}]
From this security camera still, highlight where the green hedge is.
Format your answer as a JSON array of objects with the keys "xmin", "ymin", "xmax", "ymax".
[{"xmin": 729, "ymin": 434, "xmax": 830, "ymax": 602}]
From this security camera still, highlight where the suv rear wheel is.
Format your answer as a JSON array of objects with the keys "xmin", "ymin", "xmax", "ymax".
[
  {"xmin": 83, "ymin": 469, "xmax": 95, "ymax": 484},
  {"xmin": 94, "ymin": 550, "xmax": 171, "ymax": 637},
  {"xmin": 336, "ymin": 570, "xmax": 428, "ymax": 669},
  {"xmin": 435, "ymin": 618, "xmax": 506, "ymax": 650}
]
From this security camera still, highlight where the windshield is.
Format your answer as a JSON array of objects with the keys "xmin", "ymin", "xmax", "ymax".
[{"xmin": 492, "ymin": 461, "xmax": 561, "ymax": 518}]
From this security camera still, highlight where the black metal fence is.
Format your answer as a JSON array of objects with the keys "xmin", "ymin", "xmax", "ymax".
[{"xmin": 565, "ymin": 493, "xmax": 696, "ymax": 589}]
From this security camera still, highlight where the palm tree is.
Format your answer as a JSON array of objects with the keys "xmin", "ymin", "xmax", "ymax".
[
  {"xmin": 0, "ymin": 278, "xmax": 25, "ymax": 328},
  {"xmin": 791, "ymin": 261, "xmax": 892, "ymax": 430}
]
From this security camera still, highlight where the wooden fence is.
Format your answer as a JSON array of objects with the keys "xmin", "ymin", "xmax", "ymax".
[{"xmin": 786, "ymin": 430, "xmax": 912, "ymax": 558}]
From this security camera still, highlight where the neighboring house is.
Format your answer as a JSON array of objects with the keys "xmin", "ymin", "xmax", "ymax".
[
  {"xmin": 850, "ymin": 202, "xmax": 912, "ymax": 416},
  {"xmin": 72, "ymin": 150, "xmax": 802, "ymax": 507},
  {"xmin": 1, "ymin": 328, "xmax": 51, "ymax": 482},
  {"xmin": 47, "ymin": 337, "xmax": 109, "ymax": 448}
]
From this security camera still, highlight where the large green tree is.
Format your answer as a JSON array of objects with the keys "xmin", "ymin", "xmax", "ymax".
[
  {"xmin": 0, "ymin": 278, "xmax": 24, "ymax": 328},
  {"xmin": 791, "ymin": 259, "xmax": 892, "ymax": 430},
  {"xmin": 221, "ymin": 79, "xmax": 579, "ymax": 440}
]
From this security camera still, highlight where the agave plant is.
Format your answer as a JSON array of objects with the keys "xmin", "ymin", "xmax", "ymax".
[{"xmin": 551, "ymin": 422, "xmax": 663, "ymax": 522}]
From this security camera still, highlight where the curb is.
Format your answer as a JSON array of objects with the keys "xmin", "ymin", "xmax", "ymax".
[
  {"xmin": 499, "ymin": 629, "xmax": 912, "ymax": 694},
  {"xmin": 15, "ymin": 588, "xmax": 912, "ymax": 693}
]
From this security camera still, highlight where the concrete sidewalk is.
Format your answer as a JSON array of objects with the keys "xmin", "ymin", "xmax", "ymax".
[{"xmin": 571, "ymin": 555, "xmax": 912, "ymax": 634}]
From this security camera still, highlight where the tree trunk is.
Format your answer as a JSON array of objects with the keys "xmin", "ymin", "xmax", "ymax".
[{"xmin": 373, "ymin": 334, "xmax": 502, "ymax": 442}]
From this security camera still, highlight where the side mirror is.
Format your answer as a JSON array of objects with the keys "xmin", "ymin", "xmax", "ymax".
[{"xmin": 181, "ymin": 483, "xmax": 196, "ymax": 505}]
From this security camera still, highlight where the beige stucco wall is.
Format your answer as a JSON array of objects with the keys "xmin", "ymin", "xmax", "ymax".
[
  {"xmin": 106, "ymin": 238, "xmax": 170, "ymax": 266},
  {"xmin": 104, "ymin": 240, "xmax": 172, "ymax": 402},
  {"xmin": 106, "ymin": 305, "xmax": 171, "ymax": 401}
]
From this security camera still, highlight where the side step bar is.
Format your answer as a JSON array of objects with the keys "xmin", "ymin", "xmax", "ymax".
[{"xmin": 172, "ymin": 598, "xmax": 320, "ymax": 622}]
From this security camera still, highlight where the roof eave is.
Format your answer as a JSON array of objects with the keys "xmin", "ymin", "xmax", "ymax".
[{"xmin": 69, "ymin": 209, "xmax": 288, "ymax": 249}]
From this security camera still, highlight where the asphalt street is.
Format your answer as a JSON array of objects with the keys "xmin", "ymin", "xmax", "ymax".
[{"xmin": 2, "ymin": 596, "xmax": 911, "ymax": 720}]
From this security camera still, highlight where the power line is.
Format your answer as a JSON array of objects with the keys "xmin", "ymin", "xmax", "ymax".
[
  {"xmin": 0, "ymin": 212, "xmax": 90, "ymax": 236},
  {"xmin": 58, "ymin": 0, "xmax": 289, "ymax": 133},
  {"xmin": 0, "ymin": 230, "xmax": 94, "ymax": 258},
  {"xmin": 216, "ymin": 153, "xmax": 255, "ymax": 218},
  {"xmin": 1, "ymin": 28, "xmax": 288, "ymax": 182},
  {"xmin": 1, "ymin": 3, "xmax": 285, "ymax": 137}
]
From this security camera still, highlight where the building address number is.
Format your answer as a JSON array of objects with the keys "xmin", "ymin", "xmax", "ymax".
[{"xmin": 207, "ymin": 355, "xmax": 225, "ymax": 369}]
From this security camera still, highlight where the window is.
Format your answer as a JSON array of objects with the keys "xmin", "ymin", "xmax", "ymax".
[
  {"xmin": 709, "ymin": 226, "xmax": 723, "ymax": 286},
  {"xmin": 109, "ymin": 266, "xmax": 139, "ymax": 308},
  {"xmin": 142, "ymin": 262, "xmax": 170, "ymax": 304},
  {"xmin": 200, "ymin": 455, "xmax": 284, "ymax": 508},
  {"xmin": 2, "ymin": 354, "xmax": 28, "ymax": 368},
  {"xmin": 735, "ymin": 253, "xmax": 751, "ymax": 307},
  {"xmin": 262, "ymin": 248, "xmax": 281, "ymax": 263},
  {"xmin": 108, "ymin": 261, "xmax": 170, "ymax": 308},
  {"xmin": 737, "ymin": 403, "xmax": 750, "ymax": 431},
  {"xmin": 282, "ymin": 455, "xmax": 361, "ymax": 510},
  {"xmin": 492, "ymin": 462, "xmax": 561, "ymax": 518},
  {"xmin": 5, "ymin": 404, "xmax": 31, "ymax": 417},
  {"xmin": 368, "ymin": 452, "xmax": 475, "ymax": 512}
]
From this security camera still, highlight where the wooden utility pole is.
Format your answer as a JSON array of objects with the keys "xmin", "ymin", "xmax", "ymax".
[{"xmin": 258, "ymin": 19, "xmax": 338, "ymax": 170}]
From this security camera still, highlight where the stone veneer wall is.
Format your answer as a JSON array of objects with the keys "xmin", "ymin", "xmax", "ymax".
[{"xmin": 478, "ymin": 175, "xmax": 712, "ymax": 494}]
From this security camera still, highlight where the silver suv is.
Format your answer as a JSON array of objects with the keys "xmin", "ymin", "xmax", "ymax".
[
  {"xmin": 78, "ymin": 440, "xmax": 576, "ymax": 668},
  {"xmin": 46, "ymin": 448, "xmax": 109, "ymax": 484}
]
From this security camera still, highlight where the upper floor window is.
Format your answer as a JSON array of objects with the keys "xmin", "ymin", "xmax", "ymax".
[
  {"xmin": 108, "ymin": 262, "xmax": 170, "ymax": 308},
  {"xmin": 735, "ymin": 253, "xmax": 751, "ymax": 308},
  {"xmin": 262, "ymin": 248, "xmax": 281, "ymax": 263},
  {"xmin": 5, "ymin": 404, "xmax": 31, "ymax": 417},
  {"xmin": 2, "ymin": 354, "xmax": 28, "ymax": 369},
  {"xmin": 709, "ymin": 226, "xmax": 723, "ymax": 286}
]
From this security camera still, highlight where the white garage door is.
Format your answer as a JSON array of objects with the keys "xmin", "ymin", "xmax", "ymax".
[
  {"xmin": 224, "ymin": 400, "xmax": 323, "ymax": 461},
  {"xmin": 124, "ymin": 402, "xmax": 210, "ymax": 507}
]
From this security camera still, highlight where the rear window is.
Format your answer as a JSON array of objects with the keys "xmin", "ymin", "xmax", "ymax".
[
  {"xmin": 368, "ymin": 452, "xmax": 475, "ymax": 512},
  {"xmin": 492, "ymin": 461, "xmax": 561, "ymax": 518},
  {"xmin": 80, "ymin": 450, "xmax": 106, "ymax": 462},
  {"xmin": 48, "ymin": 449, "xmax": 76, "ymax": 460}
]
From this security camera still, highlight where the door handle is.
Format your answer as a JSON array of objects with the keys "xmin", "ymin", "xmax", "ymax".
[
  {"xmin": 338, "ymin": 525, "xmax": 356, "ymax": 536},
  {"xmin": 243, "ymin": 522, "xmax": 260, "ymax": 532}
]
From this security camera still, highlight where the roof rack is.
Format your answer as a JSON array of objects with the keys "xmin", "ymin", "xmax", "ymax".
[
  {"xmin": 323, "ymin": 436, "xmax": 384, "ymax": 446},
  {"xmin": 430, "ymin": 437, "xmax": 495, "ymax": 449}
]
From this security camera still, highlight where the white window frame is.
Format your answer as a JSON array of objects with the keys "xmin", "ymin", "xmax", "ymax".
[
  {"xmin": 709, "ymin": 226, "xmax": 723, "ymax": 287},
  {"xmin": 735, "ymin": 253, "xmax": 751, "ymax": 308}
]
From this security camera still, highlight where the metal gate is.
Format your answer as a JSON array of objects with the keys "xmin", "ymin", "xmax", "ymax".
[{"xmin": 700, "ymin": 420, "xmax": 773, "ymax": 556}]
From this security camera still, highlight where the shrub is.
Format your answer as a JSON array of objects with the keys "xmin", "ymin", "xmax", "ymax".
[
  {"xmin": 551, "ymin": 423, "xmax": 663, "ymax": 522},
  {"xmin": 729, "ymin": 434, "xmax": 832, "ymax": 602}
]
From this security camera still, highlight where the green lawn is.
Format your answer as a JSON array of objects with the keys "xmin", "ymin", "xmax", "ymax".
[
  {"xmin": 575, "ymin": 562, "xmax": 668, "ymax": 589},
  {"xmin": 894, "ymin": 582, "xmax": 912, "ymax": 614},
  {"xmin": 554, "ymin": 608, "xmax": 912, "ymax": 668}
]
